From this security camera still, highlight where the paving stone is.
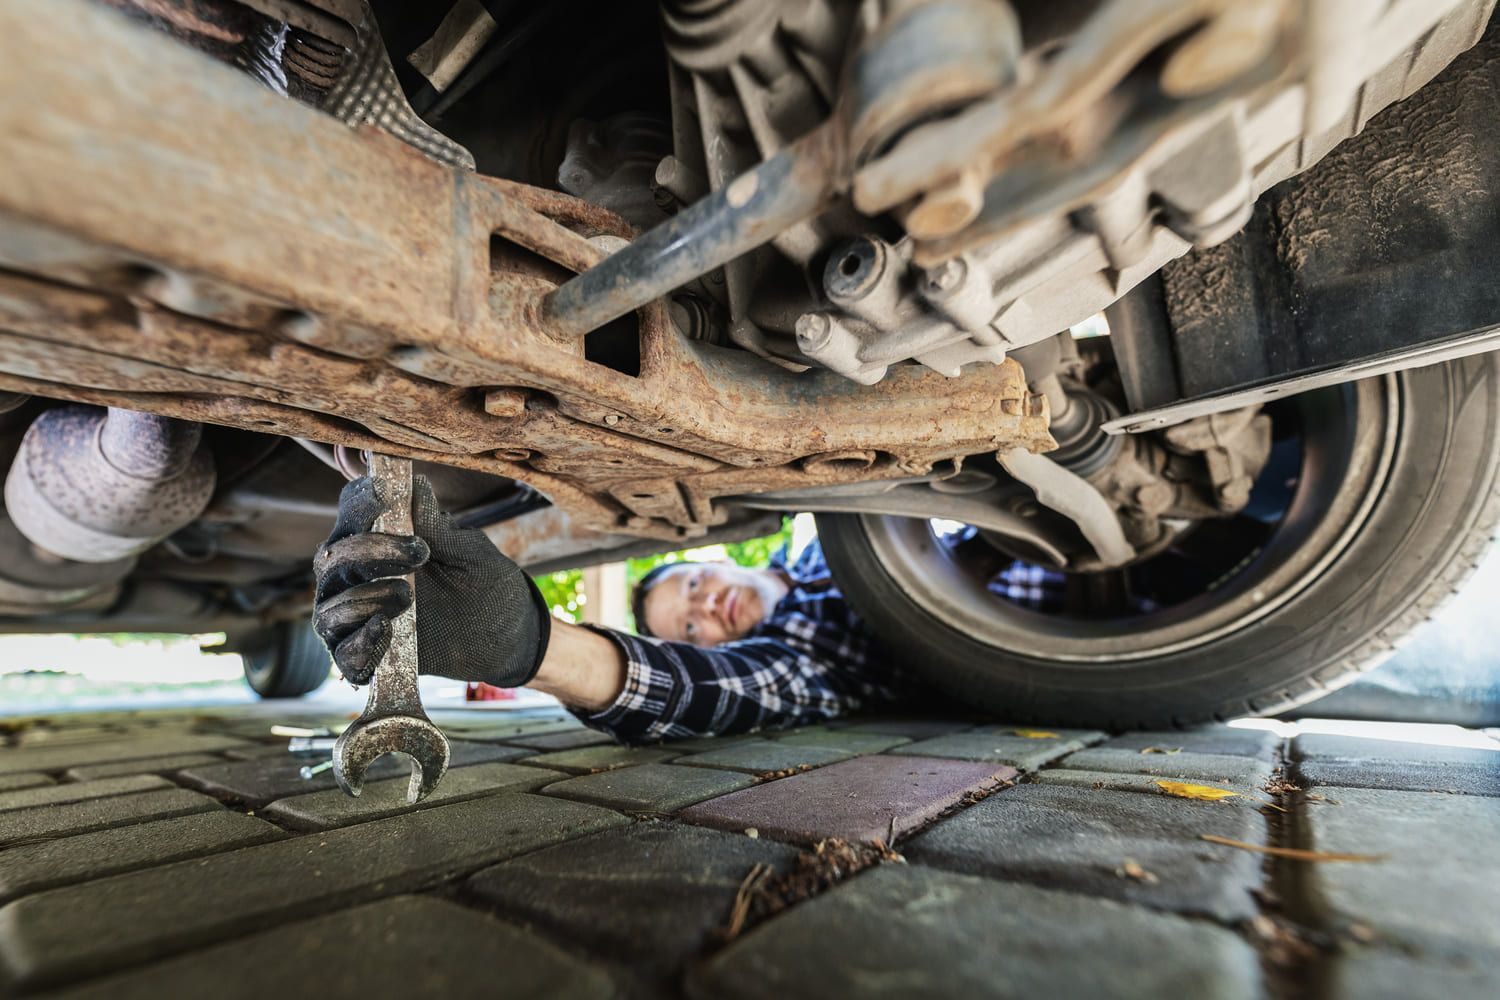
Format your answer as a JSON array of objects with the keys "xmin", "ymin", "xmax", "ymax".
[
  {"xmin": 63, "ymin": 754, "xmax": 228, "ymax": 782},
  {"xmin": 0, "ymin": 793, "xmax": 628, "ymax": 991},
  {"xmin": 261, "ymin": 762, "xmax": 560, "ymax": 831},
  {"xmin": 0, "ymin": 774, "xmax": 52, "ymax": 793},
  {"xmin": 544, "ymin": 763, "xmax": 754, "ymax": 813},
  {"xmin": 1295, "ymin": 757, "xmax": 1500, "ymax": 796},
  {"xmin": 220, "ymin": 743, "xmax": 296, "ymax": 761},
  {"xmin": 653, "ymin": 734, "xmax": 761, "ymax": 752},
  {"xmin": 0, "ymin": 733, "xmax": 250, "ymax": 776},
  {"xmin": 1104, "ymin": 725, "xmax": 1283, "ymax": 760},
  {"xmin": 680, "ymin": 755, "xmax": 1016, "ymax": 844},
  {"xmin": 1292, "ymin": 733, "xmax": 1500, "ymax": 766},
  {"xmin": 903, "ymin": 783, "xmax": 1269, "ymax": 922},
  {"xmin": 435, "ymin": 718, "xmax": 583, "ymax": 742},
  {"xmin": 0, "ymin": 774, "xmax": 172, "ymax": 813},
  {"xmin": 0, "ymin": 788, "xmax": 220, "ymax": 849},
  {"xmin": 0, "ymin": 811, "xmax": 284, "ymax": 905},
  {"xmin": 1057, "ymin": 748, "xmax": 1276, "ymax": 792},
  {"xmin": 177, "ymin": 740, "xmax": 525, "ymax": 807},
  {"xmin": 893, "ymin": 725, "xmax": 1105, "ymax": 770},
  {"xmin": 1301, "ymin": 786, "xmax": 1500, "ymax": 955},
  {"xmin": 837, "ymin": 718, "xmax": 975, "ymax": 739},
  {"xmin": 1323, "ymin": 948, "xmax": 1500, "ymax": 1000},
  {"xmin": 50, "ymin": 895, "xmax": 614, "ymax": 1000},
  {"xmin": 519, "ymin": 744, "xmax": 676, "ymax": 775},
  {"xmin": 690, "ymin": 864, "xmax": 1261, "ymax": 1000},
  {"xmin": 499, "ymin": 727, "xmax": 616, "ymax": 751},
  {"xmin": 767, "ymin": 730, "xmax": 911, "ymax": 754},
  {"xmin": 1036, "ymin": 769, "xmax": 1276, "ymax": 800},
  {"xmin": 676, "ymin": 740, "xmax": 854, "ymax": 775},
  {"xmin": 469, "ymin": 823, "xmax": 799, "ymax": 987}
]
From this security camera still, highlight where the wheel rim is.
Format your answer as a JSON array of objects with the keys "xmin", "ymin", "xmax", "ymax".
[{"xmin": 859, "ymin": 378, "xmax": 1400, "ymax": 663}]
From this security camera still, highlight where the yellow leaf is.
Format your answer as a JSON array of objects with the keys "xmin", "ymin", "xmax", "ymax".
[
  {"xmin": 1155, "ymin": 780, "xmax": 1239, "ymax": 801},
  {"xmin": 1011, "ymin": 729, "xmax": 1060, "ymax": 739}
]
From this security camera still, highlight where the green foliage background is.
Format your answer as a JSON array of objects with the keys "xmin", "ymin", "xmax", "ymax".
[{"xmin": 533, "ymin": 517, "xmax": 795, "ymax": 627}]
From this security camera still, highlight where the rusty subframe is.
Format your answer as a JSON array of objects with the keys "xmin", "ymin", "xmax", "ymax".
[{"xmin": 0, "ymin": 0, "xmax": 1052, "ymax": 564}]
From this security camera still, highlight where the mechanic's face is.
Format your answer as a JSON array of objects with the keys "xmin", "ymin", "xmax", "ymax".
[{"xmin": 642, "ymin": 562, "xmax": 790, "ymax": 646}]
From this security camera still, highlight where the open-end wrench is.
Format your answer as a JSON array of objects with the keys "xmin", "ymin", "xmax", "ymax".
[{"xmin": 332, "ymin": 453, "xmax": 450, "ymax": 803}]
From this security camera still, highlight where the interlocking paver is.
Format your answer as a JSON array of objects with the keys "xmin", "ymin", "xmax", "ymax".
[
  {"xmin": 897, "ymin": 725, "xmax": 1105, "ymax": 770},
  {"xmin": 690, "ymin": 864, "xmax": 1261, "ymax": 999},
  {"xmin": 1103, "ymin": 726, "xmax": 1283, "ymax": 760},
  {"xmin": 49, "ymin": 895, "xmax": 614, "ymax": 1000},
  {"xmin": 767, "ymin": 730, "xmax": 911, "ymax": 754},
  {"xmin": 1301, "ymin": 786, "xmax": 1500, "ymax": 955},
  {"xmin": 499, "ymin": 727, "xmax": 615, "ymax": 751},
  {"xmin": 434, "ymin": 717, "xmax": 583, "ymax": 742},
  {"xmin": 63, "ymin": 754, "xmax": 228, "ymax": 782},
  {"xmin": 1037, "ymin": 768, "xmax": 1272, "ymax": 798},
  {"xmin": 469, "ymin": 823, "xmax": 799, "ymax": 986},
  {"xmin": 0, "ymin": 811, "xmax": 283, "ymax": 905},
  {"xmin": 676, "ymin": 740, "xmax": 853, "ymax": 775},
  {"xmin": 0, "ymin": 793, "xmax": 627, "ymax": 991},
  {"xmin": 0, "ymin": 788, "xmax": 220, "ymax": 849},
  {"xmin": 0, "ymin": 734, "xmax": 250, "ymax": 775},
  {"xmin": 1323, "ymin": 948, "xmax": 1500, "ymax": 1000},
  {"xmin": 0, "ymin": 774, "xmax": 172, "ymax": 813},
  {"xmin": 519, "ymin": 744, "xmax": 676, "ymax": 775},
  {"xmin": 177, "ymin": 740, "xmax": 526, "ymax": 807},
  {"xmin": 836, "ymin": 718, "xmax": 975, "ymax": 739},
  {"xmin": 1056, "ymin": 748, "xmax": 1275, "ymax": 792},
  {"xmin": 261, "ymin": 762, "xmax": 562, "ymax": 830},
  {"xmin": 1292, "ymin": 734, "xmax": 1500, "ymax": 796},
  {"xmin": 544, "ymin": 762, "xmax": 754, "ymax": 813},
  {"xmin": 679, "ymin": 754, "xmax": 1016, "ymax": 844},
  {"xmin": 0, "ymin": 774, "xmax": 53, "ymax": 793},
  {"xmin": 903, "ymin": 783, "xmax": 1269, "ymax": 922},
  {"xmin": 656, "ymin": 734, "xmax": 761, "ymax": 752}
]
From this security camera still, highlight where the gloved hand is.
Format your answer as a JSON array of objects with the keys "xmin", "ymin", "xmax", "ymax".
[{"xmin": 311, "ymin": 475, "xmax": 551, "ymax": 687}]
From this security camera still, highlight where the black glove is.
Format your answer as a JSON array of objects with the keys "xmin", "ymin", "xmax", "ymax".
[{"xmin": 312, "ymin": 475, "xmax": 551, "ymax": 687}]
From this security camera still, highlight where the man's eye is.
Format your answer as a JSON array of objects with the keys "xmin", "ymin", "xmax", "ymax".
[
  {"xmin": 684, "ymin": 621, "xmax": 697, "ymax": 639},
  {"xmin": 688, "ymin": 575, "xmax": 700, "ymax": 592}
]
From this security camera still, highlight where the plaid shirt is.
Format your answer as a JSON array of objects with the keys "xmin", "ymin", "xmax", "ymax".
[
  {"xmin": 577, "ymin": 541, "xmax": 911, "ymax": 741},
  {"xmin": 575, "ymin": 540, "xmax": 1070, "ymax": 741}
]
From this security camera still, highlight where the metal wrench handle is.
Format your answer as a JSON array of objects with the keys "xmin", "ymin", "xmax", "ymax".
[
  {"xmin": 332, "ymin": 454, "xmax": 450, "ymax": 803},
  {"xmin": 367, "ymin": 452, "xmax": 419, "ymax": 704}
]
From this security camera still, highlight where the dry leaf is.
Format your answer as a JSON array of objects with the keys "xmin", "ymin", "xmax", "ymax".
[
  {"xmin": 1199, "ymin": 834, "xmax": 1386, "ymax": 862},
  {"xmin": 1012, "ymin": 729, "xmax": 1060, "ymax": 739},
  {"xmin": 1116, "ymin": 859, "xmax": 1159, "ymax": 884},
  {"xmin": 1139, "ymin": 746, "xmax": 1183, "ymax": 755},
  {"xmin": 1155, "ymin": 780, "xmax": 1240, "ymax": 801}
]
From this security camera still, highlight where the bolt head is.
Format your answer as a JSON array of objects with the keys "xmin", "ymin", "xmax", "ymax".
[{"xmin": 603, "ymin": 414, "xmax": 621, "ymax": 426}]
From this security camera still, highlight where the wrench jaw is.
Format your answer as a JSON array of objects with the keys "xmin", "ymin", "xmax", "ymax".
[{"xmin": 332, "ymin": 716, "xmax": 451, "ymax": 804}]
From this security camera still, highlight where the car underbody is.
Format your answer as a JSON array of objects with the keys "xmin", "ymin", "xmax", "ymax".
[{"xmin": 2, "ymin": 0, "xmax": 1498, "ymax": 720}]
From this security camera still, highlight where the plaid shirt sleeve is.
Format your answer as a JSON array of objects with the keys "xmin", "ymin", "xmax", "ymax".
[{"xmin": 574, "ymin": 543, "xmax": 906, "ymax": 741}]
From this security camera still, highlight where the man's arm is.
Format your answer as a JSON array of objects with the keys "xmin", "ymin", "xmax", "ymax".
[{"xmin": 312, "ymin": 475, "xmax": 896, "ymax": 741}]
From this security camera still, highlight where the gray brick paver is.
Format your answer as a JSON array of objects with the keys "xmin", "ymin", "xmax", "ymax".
[
  {"xmin": 0, "ymin": 788, "xmax": 220, "ymax": 849},
  {"xmin": 0, "ymin": 774, "xmax": 53, "ymax": 793},
  {"xmin": 543, "ymin": 762, "xmax": 754, "ymax": 813},
  {"xmin": 1301, "ymin": 786, "xmax": 1500, "ymax": 955},
  {"xmin": 64, "ymin": 753, "xmax": 228, "ymax": 782},
  {"xmin": 903, "ymin": 782, "xmax": 1270, "ymax": 922},
  {"xmin": 767, "ymin": 730, "xmax": 911, "ymax": 754},
  {"xmin": 468, "ymin": 823, "xmax": 799, "ymax": 985},
  {"xmin": 677, "ymin": 740, "xmax": 853, "ymax": 775},
  {"xmin": 0, "ymin": 792, "xmax": 628, "ymax": 991},
  {"xmin": 0, "ymin": 811, "xmax": 284, "ymax": 905},
  {"xmin": 498, "ymin": 727, "xmax": 615, "ymax": 751},
  {"xmin": 0, "ymin": 774, "xmax": 172, "ymax": 813},
  {"xmin": 1057, "ymin": 748, "xmax": 1275, "ymax": 791},
  {"xmin": 1103, "ymin": 726, "xmax": 1283, "ymax": 760},
  {"xmin": 897, "ymin": 726, "xmax": 1105, "ymax": 770},
  {"xmin": 261, "ymin": 761, "xmax": 562, "ymax": 831},
  {"xmin": 519, "ymin": 744, "xmax": 676, "ymax": 774},
  {"xmin": 47, "ymin": 896, "xmax": 614, "ymax": 1000},
  {"xmin": 1322, "ymin": 948, "xmax": 1500, "ymax": 1000},
  {"xmin": 0, "ymin": 734, "xmax": 250, "ymax": 775},
  {"xmin": 690, "ymin": 864, "xmax": 1261, "ymax": 1000}
]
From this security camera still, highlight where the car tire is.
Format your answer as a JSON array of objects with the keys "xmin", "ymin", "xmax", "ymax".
[
  {"xmin": 241, "ymin": 621, "xmax": 331, "ymax": 699},
  {"xmin": 817, "ymin": 357, "xmax": 1500, "ymax": 729}
]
